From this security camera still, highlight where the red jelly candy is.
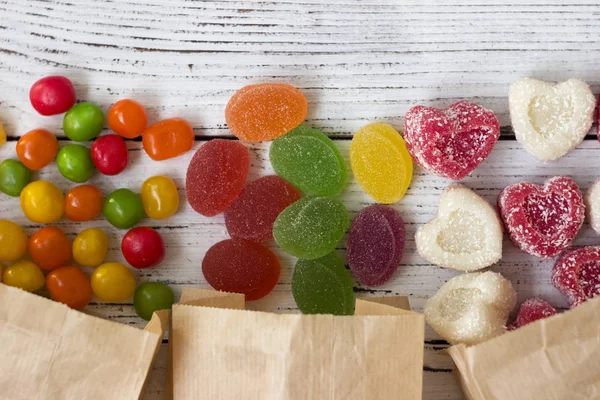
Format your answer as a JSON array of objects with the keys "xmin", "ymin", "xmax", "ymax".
[
  {"xmin": 404, "ymin": 100, "xmax": 500, "ymax": 180},
  {"xmin": 347, "ymin": 205, "xmax": 405, "ymax": 286},
  {"xmin": 202, "ymin": 238, "xmax": 280, "ymax": 301},
  {"xmin": 507, "ymin": 297, "xmax": 558, "ymax": 330},
  {"xmin": 498, "ymin": 176, "xmax": 584, "ymax": 258},
  {"xmin": 224, "ymin": 176, "xmax": 301, "ymax": 242},
  {"xmin": 552, "ymin": 246, "xmax": 600, "ymax": 307},
  {"xmin": 30, "ymin": 76, "xmax": 76, "ymax": 116},
  {"xmin": 91, "ymin": 134, "xmax": 129, "ymax": 176},
  {"xmin": 186, "ymin": 139, "xmax": 250, "ymax": 217}
]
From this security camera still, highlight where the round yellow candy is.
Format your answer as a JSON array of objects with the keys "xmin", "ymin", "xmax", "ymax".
[
  {"xmin": 91, "ymin": 262, "xmax": 136, "ymax": 302},
  {"xmin": 73, "ymin": 228, "xmax": 108, "ymax": 267},
  {"xmin": 3, "ymin": 260, "xmax": 45, "ymax": 292},
  {"xmin": 0, "ymin": 220, "xmax": 28, "ymax": 261},
  {"xmin": 141, "ymin": 176, "xmax": 179, "ymax": 220},
  {"xmin": 20, "ymin": 180, "xmax": 64, "ymax": 224},
  {"xmin": 350, "ymin": 122, "xmax": 413, "ymax": 204}
]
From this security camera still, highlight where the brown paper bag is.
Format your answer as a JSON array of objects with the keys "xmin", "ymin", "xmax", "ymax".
[
  {"xmin": 0, "ymin": 283, "xmax": 167, "ymax": 400},
  {"xmin": 447, "ymin": 295, "xmax": 600, "ymax": 400},
  {"xmin": 170, "ymin": 289, "xmax": 425, "ymax": 400}
]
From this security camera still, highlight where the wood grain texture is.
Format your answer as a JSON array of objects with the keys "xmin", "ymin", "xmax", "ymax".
[{"xmin": 1, "ymin": 1, "xmax": 600, "ymax": 399}]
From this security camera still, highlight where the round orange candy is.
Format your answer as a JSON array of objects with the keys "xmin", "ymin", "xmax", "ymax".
[
  {"xmin": 142, "ymin": 118, "xmax": 194, "ymax": 161},
  {"xmin": 225, "ymin": 83, "xmax": 308, "ymax": 142},
  {"xmin": 108, "ymin": 99, "xmax": 148, "ymax": 139},
  {"xmin": 29, "ymin": 226, "xmax": 71, "ymax": 271},
  {"xmin": 65, "ymin": 185, "xmax": 103, "ymax": 222},
  {"xmin": 46, "ymin": 266, "xmax": 92, "ymax": 309},
  {"xmin": 16, "ymin": 129, "xmax": 59, "ymax": 170}
]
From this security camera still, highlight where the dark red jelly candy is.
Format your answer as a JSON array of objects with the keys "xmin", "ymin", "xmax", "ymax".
[
  {"xmin": 552, "ymin": 246, "xmax": 600, "ymax": 307},
  {"xmin": 186, "ymin": 139, "xmax": 250, "ymax": 217},
  {"xmin": 508, "ymin": 297, "xmax": 558, "ymax": 330},
  {"xmin": 498, "ymin": 176, "xmax": 584, "ymax": 259},
  {"xmin": 346, "ymin": 204, "xmax": 405, "ymax": 286},
  {"xmin": 224, "ymin": 175, "xmax": 301, "ymax": 242},
  {"xmin": 404, "ymin": 100, "xmax": 500, "ymax": 180},
  {"xmin": 202, "ymin": 238, "xmax": 280, "ymax": 301}
]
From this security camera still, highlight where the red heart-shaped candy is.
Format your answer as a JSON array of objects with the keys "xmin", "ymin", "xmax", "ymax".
[{"xmin": 552, "ymin": 246, "xmax": 600, "ymax": 307}]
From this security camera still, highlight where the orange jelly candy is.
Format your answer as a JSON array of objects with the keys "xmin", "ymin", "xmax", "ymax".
[
  {"xmin": 108, "ymin": 99, "xmax": 148, "ymax": 139},
  {"xmin": 225, "ymin": 83, "xmax": 308, "ymax": 142},
  {"xmin": 29, "ymin": 226, "xmax": 71, "ymax": 271},
  {"xmin": 16, "ymin": 129, "xmax": 59, "ymax": 170},
  {"xmin": 65, "ymin": 184, "xmax": 103, "ymax": 222},
  {"xmin": 142, "ymin": 118, "xmax": 194, "ymax": 161}
]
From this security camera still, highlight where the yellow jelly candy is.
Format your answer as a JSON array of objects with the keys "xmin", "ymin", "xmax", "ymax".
[
  {"xmin": 0, "ymin": 220, "xmax": 28, "ymax": 262},
  {"xmin": 3, "ymin": 260, "xmax": 45, "ymax": 292},
  {"xmin": 0, "ymin": 122, "xmax": 6, "ymax": 147},
  {"xmin": 350, "ymin": 123, "xmax": 413, "ymax": 204}
]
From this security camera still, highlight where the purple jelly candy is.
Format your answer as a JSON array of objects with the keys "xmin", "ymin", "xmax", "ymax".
[{"xmin": 346, "ymin": 204, "xmax": 405, "ymax": 286}]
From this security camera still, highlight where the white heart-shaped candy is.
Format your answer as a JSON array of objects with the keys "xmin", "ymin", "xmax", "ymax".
[
  {"xmin": 416, "ymin": 185, "xmax": 503, "ymax": 271},
  {"xmin": 424, "ymin": 271, "xmax": 516, "ymax": 345},
  {"xmin": 585, "ymin": 180, "xmax": 600, "ymax": 234},
  {"xmin": 509, "ymin": 78, "xmax": 596, "ymax": 161}
]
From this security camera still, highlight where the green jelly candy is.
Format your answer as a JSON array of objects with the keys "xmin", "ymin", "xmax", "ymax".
[
  {"xmin": 273, "ymin": 196, "xmax": 349, "ymax": 259},
  {"xmin": 0, "ymin": 159, "xmax": 31, "ymax": 197},
  {"xmin": 292, "ymin": 252, "xmax": 355, "ymax": 315},
  {"xmin": 103, "ymin": 188, "xmax": 145, "ymax": 229},
  {"xmin": 63, "ymin": 102, "xmax": 104, "ymax": 142},
  {"xmin": 269, "ymin": 126, "xmax": 347, "ymax": 196},
  {"xmin": 57, "ymin": 144, "xmax": 94, "ymax": 183}
]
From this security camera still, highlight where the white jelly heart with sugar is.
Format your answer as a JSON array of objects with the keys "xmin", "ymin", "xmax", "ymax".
[
  {"xmin": 586, "ymin": 180, "xmax": 600, "ymax": 234},
  {"xmin": 416, "ymin": 185, "xmax": 503, "ymax": 271},
  {"xmin": 509, "ymin": 78, "xmax": 596, "ymax": 161},
  {"xmin": 424, "ymin": 271, "xmax": 516, "ymax": 345}
]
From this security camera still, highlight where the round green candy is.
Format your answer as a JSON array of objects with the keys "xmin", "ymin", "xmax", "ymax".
[
  {"xmin": 273, "ymin": 196, "xmax": 350, "ymax": 260},
  {"xmin": 292, "ymin": 252, "xmax": 355, "ymax": 315},
  {"xmin": 63, "ymin": 102, "xmax": 104, "ymax": 142},
  {"xmin": 56, "ymin": 144, "xmax": 94, "ymax": 183},
  {"xmin": 103, "ymin": 188, "xmax": 145, "ymax": 229},
  {"xmin": 270, "ymin": 126, "xmax": 347, "ymax": 196},
  {"xmin": 134, "ymin": 282, "xmax": 175, "ymax": 321},
  {"xmin": 0, "ymin": 159, "xmax": 31, "ymax": 197}
]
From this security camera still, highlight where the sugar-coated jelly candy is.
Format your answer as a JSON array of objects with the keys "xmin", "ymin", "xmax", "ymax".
[
  {"xmin": 347, "ymin": 205, "xmax": 405, "ymax": 286},
  {"xmin": 225, "ymin": 83, "xmax": 308, "ymax": 142},
  {"xmin": 202, "ymin": 238, "xmax": 280, "ymax": 301},
  {"xmin": 498, "ymin": 176, "xmax": 584, "ymax": 259},
  {"xmin": 16, "ymin": 129, "xmax": 59, "ymax": 171},
  {"xmin": 269, "ymin": 126, "xmax": 347, "ymax": 196},
  {"xmin": 224, "ymin": 175, "xmax": 301, "ymax": 242},
  {"xmin": 424, "ymin": 271, "xmax": 516, "ymax": 345},
  {"xmin": 417, "ymin": 185, "xmax": 502, "ymax": 271},
  {"xmin": 273, "ymin": 196, "xmax": 350, "ymax": 260},
  {"xmin": 186, "ymin": 139, "xmax": 250, "ymax": 217},
  {"xmin": 507, "ymin": 298, "xmax": 558, "ymax": 330},
  {"xmin": 292, "ymin": 252, "xmax": 355, "ymax": 315},
  {"xmin": 552, "ymin": 246, "xmax": 600, "ymax": 308},
  {"xmin": 509, "ymin": 78, "xmax": 595, "ymax": 161},
  {"xmin": 143, "ymin": 118, "xmax": 194, "ymax": 161},
  {"xmin": 30, "ymin": 76, "xmax": 76, "ymax": 116},
  {"xmin": 404, "ymin": 100, "xmax": 500, "ymax": 180},
  {"xmin": 350, "ymin": 122, "xmax": 413, "ymax": 204},
  {"xmin": 585, "ymin": 180, "xmax": 600, "ymax": 234}
]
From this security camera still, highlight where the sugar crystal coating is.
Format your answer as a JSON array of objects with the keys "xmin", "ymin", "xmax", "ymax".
[
  {"xmin": 269, "ymin": 126, "xmax": 347, "ymax": 196},
  {"xmin": 552, "ymin": 246, "xmax": 600, "ymax": 308},
  {"xmin": 417, "ymin": 185, "xmax": 503, "ymax": 271},
  {"xmin": 273, "ymin": 196, "xmax": 350, "ymax": 260},
  {"xmin": 186, "ymin": 139, "xmax": 250, "ymax": 217},
  {"xmin": 585, "ymin": 180, "xmax": 600, "ymax": 234},
  {"xmin": 350, "ymin": 122, "xmax": 413, "ymax": 204},
  {"xmin": 292, "ymin": 252, "xmax": 355, "ymax": 315},
  {"xmin": 498, "ymin": 176, "xmax": 584, "ymax": 259},
  {"xmin": 424, "ymin": 271, "xmax": 516, "ymax": 345},
  {"xmin": 347, "ymin": 204, "xmax": 405, "ymax": 286},
  {"xmin": 404, "ymin": 100, "xmax": 500, "ymax": 180},
  {"xmin": 225, "ymin": 83, "xmax": 308, "ymax": 142},
  {"xmin": 509, "ymin": 78, "xmax": 595, "ymax": 161},
  {"xmin": 202, "ymin": 238, "xmax": 280, "ymax": 301},
  {"xmin": 507, "ymin": 297, "xmax": 558, "ymax": 330},
  {"xmin": 224, "ymin": 175, "xmax": 301, "ymax": 242}
]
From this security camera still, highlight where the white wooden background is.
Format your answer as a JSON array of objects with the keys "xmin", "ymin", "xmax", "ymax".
[{"xmin": 1, "ymin": 1, "xmax": 600, "ymax": 399}]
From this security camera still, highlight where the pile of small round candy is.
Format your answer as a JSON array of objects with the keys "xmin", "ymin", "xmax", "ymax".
[{"xmin": 0, "ymin": 76, "xmax": 194, "ymax": 320}]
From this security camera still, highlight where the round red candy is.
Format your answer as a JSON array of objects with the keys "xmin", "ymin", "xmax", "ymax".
[
  {"xmin": 30, "ymin": 76, "xmax": 76, "ymax": 116},
  {"xmin": 186, "ymin": 139, "xmax": 250, "ymax": 217},
  {"xmin": 91, "ymin": 134, "xmax": 129, "ymax": 176},
  {"xmin": 224, "ymin": 176, "xmax": 301, "ymax": 242},
  {"xmin": 202, "ymin": 238, "xmax": 280, "ymax": 301},
  {"xmin": 498, "ymin": 176, "xmax": 584, "ymax": 259},
  {"xmin": 507, "ymin": 297, "xmax": 558, "ymax": 330},
  {"xmin": 552, "ymin": 246, "xmax": 600, "ymax": 308},
  {"xmin": 121, "ymin": 227, "xmax": 165, "ymax": 269}
]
